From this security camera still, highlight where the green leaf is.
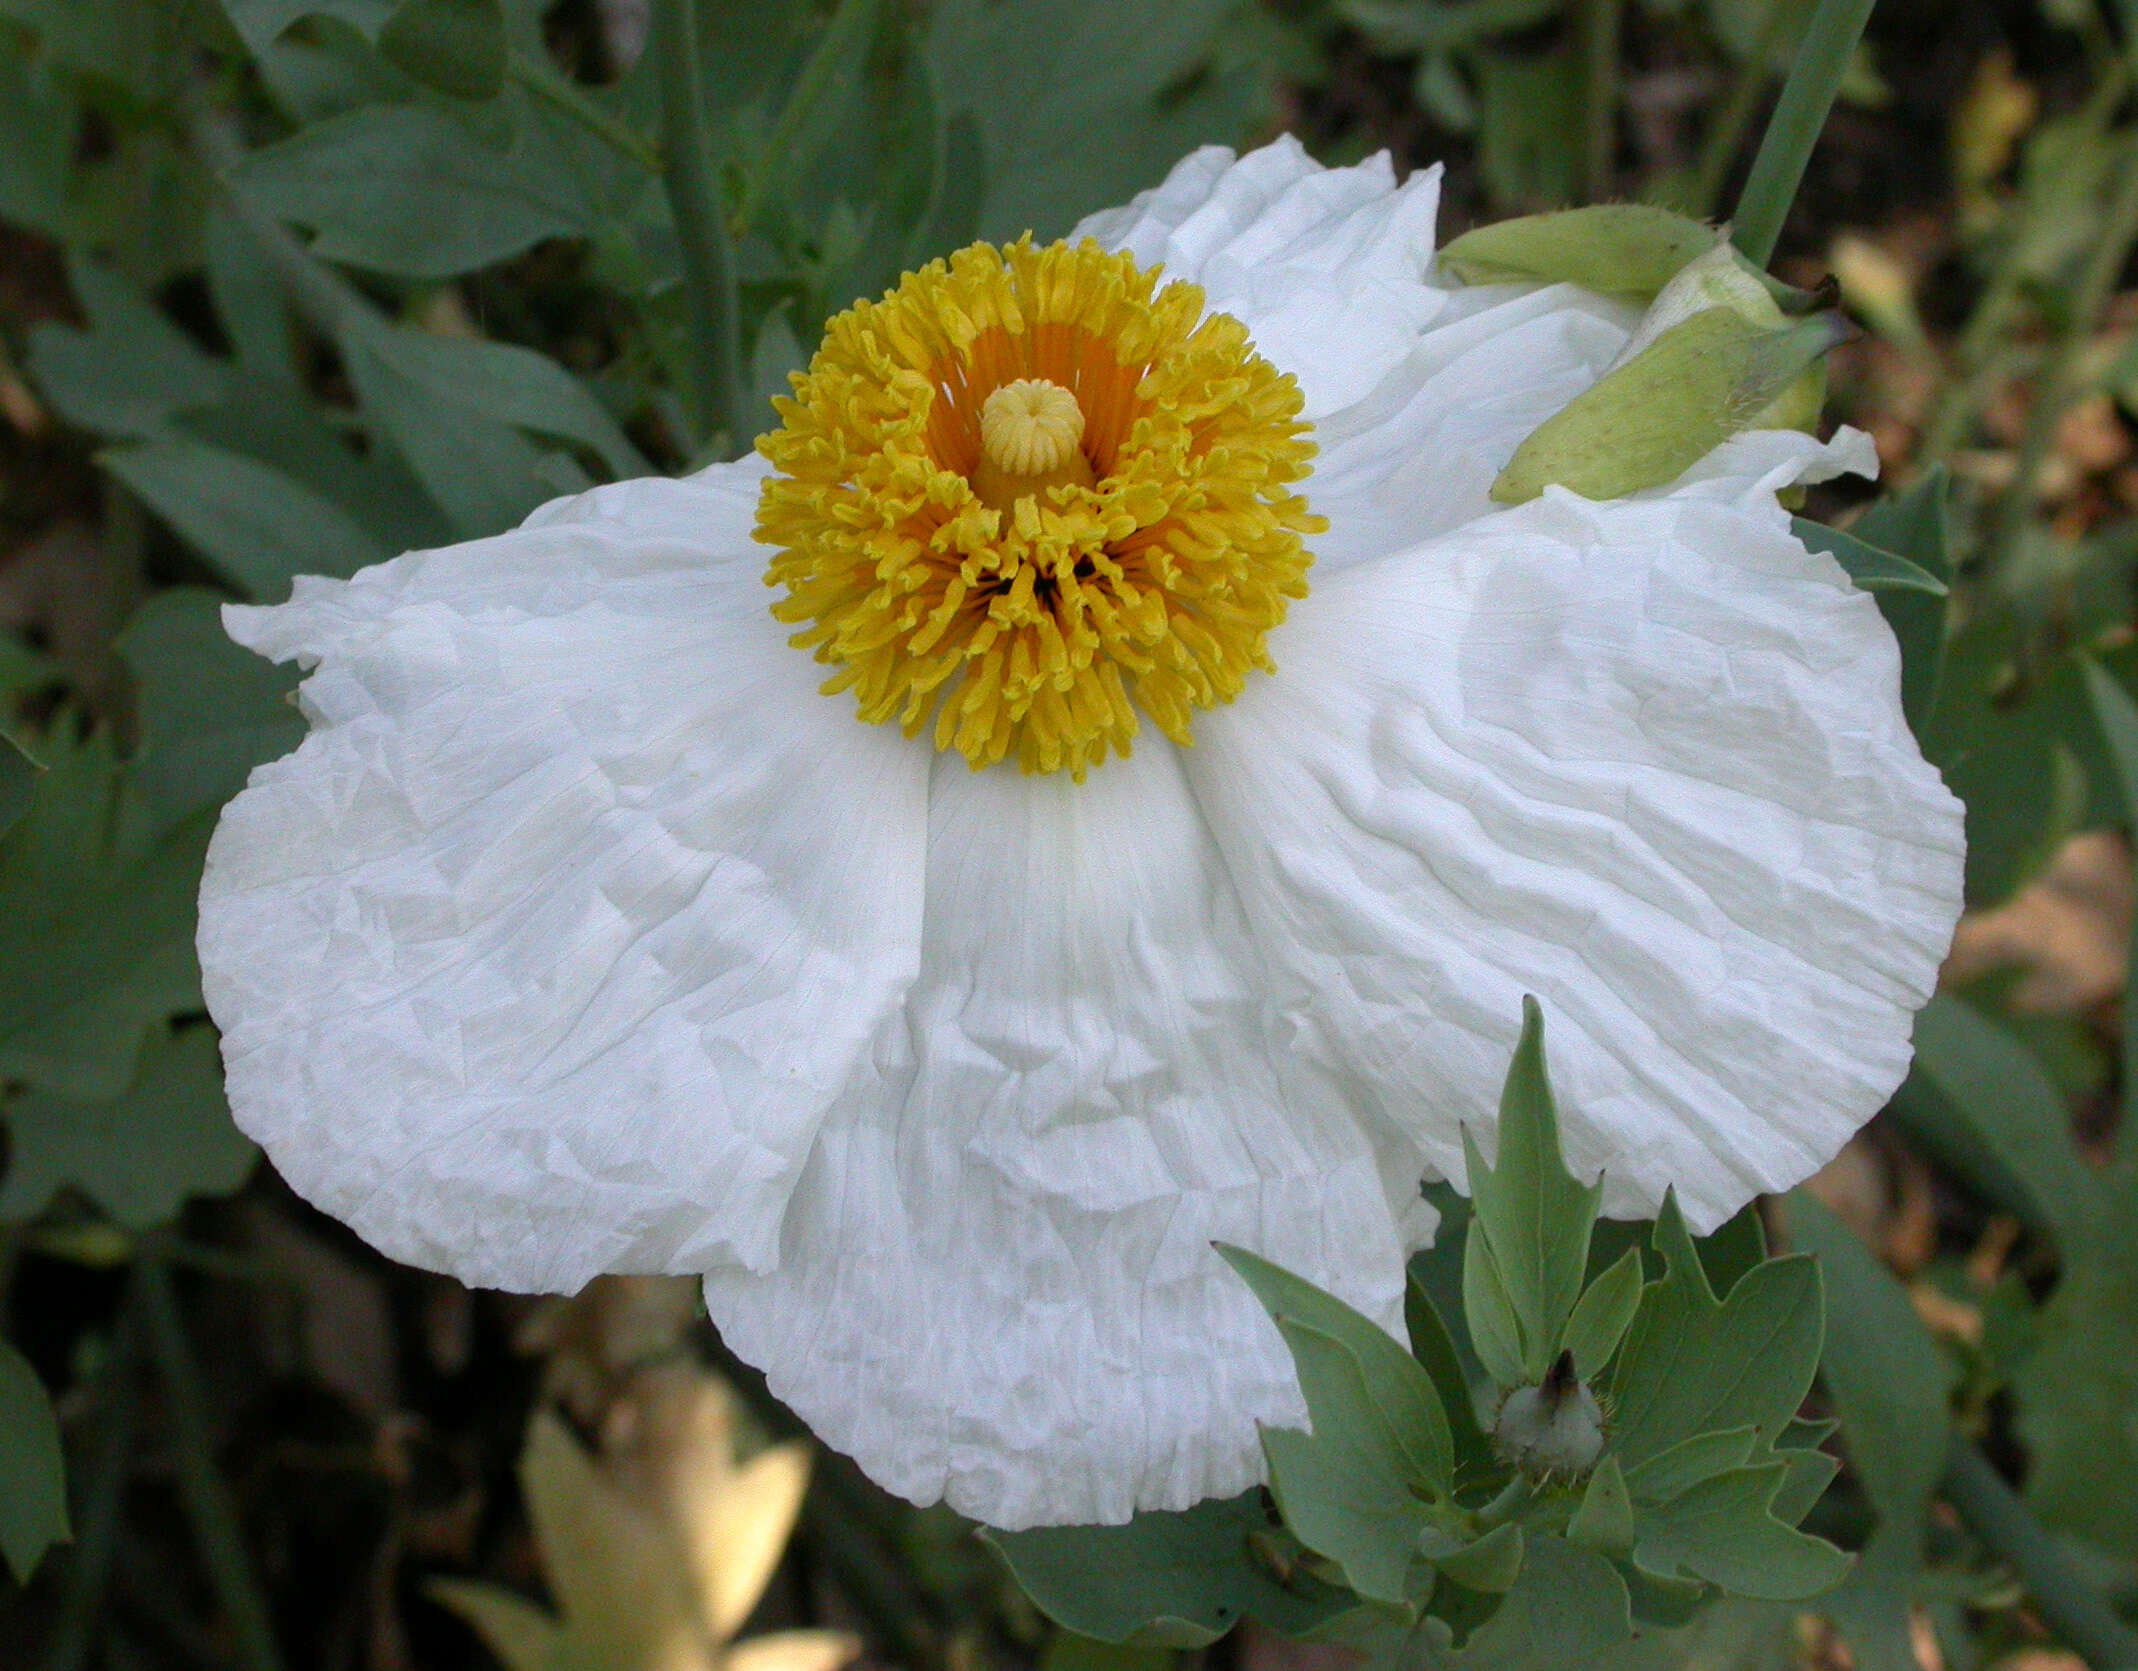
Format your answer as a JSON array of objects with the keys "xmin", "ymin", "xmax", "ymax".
[
  {"xmin": 103, "ymin": 437, "xmax": 393, "ymax": 598},
  {"xmin": 0, "ymin": 41, "xmax": 78, "ymax": 239},
  {"xmin": 217, "ymin": 0, "xmax": 396, "ymax": 55},
  {"xmin": 985, "ymin": 1491, "xmax": 1359, "ymax": 1648},
  {"xmin": 376, "ymin": 0, "xmax": 504, "ymax": 99},
  {"xmin": 1791, "ymin": 518, "xmax": 1950, "ymax": 598},
  {"xmin": 1460, "ymin": 997, "xmax": 1599, "ymax": 1382},
  {"xmin": 1475, "ymin": 49, "xmax": 1580, "ymax": 211},
  {"xmin": 1787, "ymin": 1195, "xmax": 1952, "ymax": 1531},
  {"xmin": 0, "ymin": 733, "xmax": 212, "ymax": 1100},
  {"xmin": 28, "ymin": 257, "xmax": 232, "ymax": 438},
  {"xmin": 928, "ymin": 0, "xmax": 1270, "ymax": 243},
  {"xmin": 1461, "ymin": 1219, "xmax": 1527, "ymax": 1390},
  {"xmin": 1695, "ymin": 1201, "xmax": 1769, "ymax": 1299},
  {"xmin": 1770, "ymin": 1444, "xmax": 1841, "ymax": 1529},
  {"xmin": 1434, "ymin": 1522, "xmax": 1524, "ymax": 1593},
  {"xmin": 0, "ymin": 1339, "xmax": 68, "ymax": 1582},
  {"xmin": 1439, "ymin": 205, "xmax": 1719, "ymax": 296},
  {"xmin": 2081, "ymin": 655, "xmax": 2138, "ymax": 1140},
  {"xmin": 0, "ymin": 732, "xmax": 36, "ymax": 841},
  {"xmin": 1568, "ymin": 1455, "xmax": 1634, "ymax": 1555},
  {"xmin": 341, "ymin": 311, "xmax": 645, "ymax": 480},
  {"xmin": 1490, "ymin": 308, "xmax": 1845, "ymax": 505},
  {"xmin": 1633, "ymin": 1465, "xmax": 1851, "ymax": 1601},
  {"xmin": 119, "ymin": 589, "xmax": 305, "ymax": 832},
  {"xmin": 1850, "ymin": 470, "xmax": 1953, "ymax": 735},
  {"xmin": 206, "ymin": 203, "xmax": 299, "ymax": 386},
  {"xmin": 1220, "ymin": 1250, "xmax": 1453, "ymax": 1605},
  {"xmin": 1426, "ymin": 1536, "xmax": 1633, "ymax": 1670},
  {"xmin": 1562, "ymin": 1245, "xmax": 1644, "ymax": 1380},
  {"xmin": 1898, "ymin": 996, "xmax": 2100, "ymax": 1248},
  {"xmin": 1222, "ymin": 1246, "xmax": 1454, "ymax": 1495},
  {"xmin": 0, "ymin": 1025, "xmax": 255, "ymax": 1227},
  {"xmin": 736, "ymin": 0, "xmax": 882, "ymax": 234},
  {"xmin": 1404, "ymin": 1274, "xmax": 1496, "ymax": 1479},
  {"xmin": 1339, "ymin": 0, "xmax": 1561, "ymax": 52},
  {"xmin": 1607, "ymin": 1196, "xmax": 1825, "ymax": 1471},
  {"xmin": 230, "ymin": 100, "xmax": 585, "ymax": 277},
  {"xmin": 335, "ymin": 313, "xmax": 627, "ymax": 537},
  {"xmin": 1624, "ymin": 1425, "xmax": 1759, "ymax": 1505},
  {"xmin": 1260, "ymin": 1414, "xmax": 1427, "ymax": 1605}
]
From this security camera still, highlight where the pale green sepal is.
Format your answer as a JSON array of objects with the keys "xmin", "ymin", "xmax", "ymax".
[
  {"xmin": 1762, "ymin": 361, "xmax": 1829, "ymax": 435},
  {"xmin": 1561, "ymin": 1245, "xmax": 1644, "ymax": 1379},
  {"xmin": 1435, "ymin": 1523, "xmax": 1525, "ymax": 1594},
  {"xmin": 1610, "ymin": 241, "xmax": 1785, "ymax": 366},
  {"xmin": 1568, "ymin": 1456, "xmax": 1635, "ymax": 1556},
  {"xmin": 1437, "ymin": 205, "xmax": 1719, "ymax": 297},
  {"xmin": 1489, "ymin": 307, "xmax": 1846, "ymax": 505}
]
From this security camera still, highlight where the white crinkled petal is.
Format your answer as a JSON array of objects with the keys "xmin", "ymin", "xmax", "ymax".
[
  {"xmin": 1186, "ymin": 469, "xmax": 1966, "ymax": 1234},
  {"xmin": 1307, "ymin": 281, "xmax": 1639, "ymax": 569},
  {"xmin": 198, "ymin": 461, "xmax": 930, "ymax": 1294},
  {"xmin": 704, "ymin": 740, "xmax": 1434, "ymax": 1530},
  {"xmin": 1073, "ymin": 137, "xmax": 1448, "ymax": 419}
]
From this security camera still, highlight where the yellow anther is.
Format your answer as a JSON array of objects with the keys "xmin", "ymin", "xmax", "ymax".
[
  {"xmin": 755, "ymin": 237, "xmax": 1325, "ymax": 779},
  {"xmin": 980, "ymin": 379, "xmax": 1085, "ymax": 475}
]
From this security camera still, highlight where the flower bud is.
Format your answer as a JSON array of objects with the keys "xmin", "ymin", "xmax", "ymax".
[{"xmin": 1493, "ymin": 1351, "xmax": 1607, "ymax": 1477}]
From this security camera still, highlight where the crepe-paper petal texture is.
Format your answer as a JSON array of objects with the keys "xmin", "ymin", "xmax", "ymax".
[{"xmin": 200, "ymin": 139, "xmax": 1965, "ymax": 1529}]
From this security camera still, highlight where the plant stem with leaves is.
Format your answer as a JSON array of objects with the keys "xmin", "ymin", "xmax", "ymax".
[
  {"xmin": 1579, "ymin": 0, "xmax": 1624, "ymax": 203},
  {"xmin": 1942, "ymin": 1442, "xmax": 2138, "ymax": 1671},
  {"xmin": 652, "ymin": 0, "xmax": 745, "ymax": 456},
  {"xmin": 1688, "ymin": 0, "xmax": 1809, "ymax": 218},
  {"xmin": 1985, "ymin": 119, "xmax": 2138, "ymax": 573},
  {"xmin": 137, "ymin": 1249, "xmax": 285, "ymax": 1671}
]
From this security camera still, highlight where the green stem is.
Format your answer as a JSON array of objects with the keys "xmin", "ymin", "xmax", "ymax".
[
  {"xmin": 137, "ymin": 1251, "xmax": 285, "ymax": 1671},
  {"xmin": 1687, "ymin": 0, "xmax": 1808, "ymax": 219},
  {"xmin": 43, "ymin": 1285, "xmax": 143, "ymax": 1671},
  {"xmin": 1942, "ymin": 1442, "xmax": 2138, "ymax": 1671},
  {"xmin": 1987, "ymin": 119, "xmax": 2138, "ymax": 572},
  {"xmin": 651, "ymin": 0, "xmax": 744, "ymax": 455},
  {"xmin": 508, "ymin": 52, "xmax": 662, "ymax": 175},
  {"xmin": 1578, "ymin": 0, "xmax": 1625, "ymax": 204},
  {"xmin": 1730, "ymin": 0, "xmax": 1877, "ymax": 267}
]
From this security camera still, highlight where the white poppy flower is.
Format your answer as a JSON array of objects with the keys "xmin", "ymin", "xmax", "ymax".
[{"xmin": 197, "ymin": 136, "xmax": 1966, "ymax": 1531}]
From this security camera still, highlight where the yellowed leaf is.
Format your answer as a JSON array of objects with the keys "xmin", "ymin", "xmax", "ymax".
[
  {"xmin": 428, "ymin": 1577, "xmax": 564, "ymax": 1671},
  {"xmin": 521, "ymin": 1410, "xmax": 713, "ymax": 1671},
  {"xmin": 723, "ymin": 1629, "xmax": 861, "ymax": 1671}
]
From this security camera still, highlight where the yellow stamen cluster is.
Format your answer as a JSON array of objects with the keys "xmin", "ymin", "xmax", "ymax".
[{"xmin": 754, "ymin": 237, "xmax": 1325, "ymax": 778}]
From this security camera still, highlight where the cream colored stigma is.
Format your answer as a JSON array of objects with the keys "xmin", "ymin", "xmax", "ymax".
[{"xmin": 970, "ymin": 378, "xmax": 1097, "ymax": 511}]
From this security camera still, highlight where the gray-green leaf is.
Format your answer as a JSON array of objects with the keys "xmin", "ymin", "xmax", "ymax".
[
  {"xmin": 0, "ymin": 1340, "xmax": 68, "ymax": 1582},
  {"xmin": 0, "ymin": 1025, "xmax": 255, "ymax": 1227},
  {"xmin": 1460, "ymin": 997, "xmax": 1600, "ymax": 1382}
]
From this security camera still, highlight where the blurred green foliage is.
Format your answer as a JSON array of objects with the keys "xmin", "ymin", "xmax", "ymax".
[{"xmin": 0, "ymin": 2, "xmax": 2135, "ymax": 1670}]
